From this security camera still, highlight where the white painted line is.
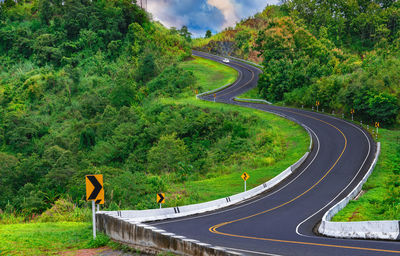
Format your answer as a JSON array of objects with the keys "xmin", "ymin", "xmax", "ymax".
[
  {"xmin": 153, "ymin": 127, "xmax": 320, "ymax": 226},
  {"xmin": 224, "ymin": 246, "xmax": 284, "ymax": 256},
  {"xmin": 295, "ymin": 118, "xmax": 371, "ymax": 238}
]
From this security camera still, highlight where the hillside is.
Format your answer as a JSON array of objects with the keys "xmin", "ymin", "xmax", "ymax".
[
  {"xmin": 194, "ymin": 2, "xmax": 400, "ymax": 125},
  {"xmin": 0, "ymin": 0, "xmax": 309, "ymax": 231},
  {"xmin": 194, "ymin": 1, "xmax": 400, "ymax": 221}
]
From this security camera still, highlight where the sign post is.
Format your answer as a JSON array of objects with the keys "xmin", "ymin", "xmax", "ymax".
[
  {"xmin": 351, "ymin": 109, "xmax": 355, "ymax": 121},
  {"xmin": 86, "ymin": 174, "xmax": 104, "ymax": 239},
  {"xmin": 375, "ymin": 122, "xmax": 380, "ymax": 139},
  {"xmin": 241, "ymin": 172, "xmax": 250, "ymax": 192},
  {"xmin": 316, "ymin": 101, "xmax": 320, "ymax": 112},
  {"xmin": 157, "ymin": 193, "xmax": 165, "ymax": 209}
]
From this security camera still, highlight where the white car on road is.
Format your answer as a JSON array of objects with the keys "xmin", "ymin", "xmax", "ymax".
[{"xmin": 222, "ymin": 58, "xmax": 230, "ymax": 63}]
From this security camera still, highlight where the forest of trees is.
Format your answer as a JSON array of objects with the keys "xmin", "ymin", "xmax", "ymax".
[
  {"xmin": 0, "ymin": 0, "xmax": 284, "ymax": 221},
  {"xmin": 196, "ymin": 2, "xmax": 400, "ymax": 125},
  {"xmin": 2, "ymin": 0, "xmax": 400, "ymax": 222},
  {"xmin": 0, "ymin": 0, "xmax": 271, "ymax": 217}
]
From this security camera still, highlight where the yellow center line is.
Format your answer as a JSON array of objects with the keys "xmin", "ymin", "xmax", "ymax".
[
  {"xmin": 210, "ymin": 229, "xmax": 400, "ymax": 254},
  {"xmin": 215, "ymin": 61, "xmax": 255, "ymax": 98},
  {"xmin": 207, "ymin": 61, "xmax": 400, "ymax": 254}
]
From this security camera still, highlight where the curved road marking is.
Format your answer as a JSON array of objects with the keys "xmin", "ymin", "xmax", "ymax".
[
  {"xmin": 153, "ymin": 123, "xmax": 320, "ymax": 226},
  {"xmin": 209, "ymin": 111, "xmax": 347, "ymax": 230},
  {"xmin": 209, "ymin": 230, "xmax": 400, "ymax": 254},
  {"xmin": 295, "ymin": 120, "xmax": 371, "ymax": 238},
  {"xmin": 203, "ymin": 59, "xmax": 400, "ymax": 254}
]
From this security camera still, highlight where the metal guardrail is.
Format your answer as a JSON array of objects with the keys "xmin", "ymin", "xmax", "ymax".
[
  {"xmin": 225, "ymin": 55, "xmax": 263, "ymax": 68},
  {"xmin": 233, "ymin": 97, "xmax": 272, "ymax": 105},
  {"xmin": 196, "ymin": 82, "xmax": 234, "ymax": 99}
]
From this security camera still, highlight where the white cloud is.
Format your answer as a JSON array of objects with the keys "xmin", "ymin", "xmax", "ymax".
[
  {"xmin": 146, "ymin": 0, "xmax": 280, "ymax": 36},
  {"xmin": 207, "ymin": 0, "xmax": 238, "ymax": 28}
]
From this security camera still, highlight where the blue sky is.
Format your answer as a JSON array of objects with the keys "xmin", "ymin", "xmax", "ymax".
[{"xmin": 147, "ymin": 0, "xmax": 279, "ymax": 37}]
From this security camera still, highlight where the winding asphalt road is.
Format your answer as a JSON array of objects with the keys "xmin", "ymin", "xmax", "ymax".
[{"xmin": 151, "ymin": 51, "xmax": 400, "ymax": 255}]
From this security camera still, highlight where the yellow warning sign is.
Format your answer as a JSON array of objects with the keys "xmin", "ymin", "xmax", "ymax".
[
  {"xmin": 241, "ymin": 172, "xmax": 250, "ymax": 181},
  {"xmin": 86, "ymin": 174, "xmax": 104, "ymax": 204},
  {"xmin": 157, "ymin": 193, "xmax": 165, "ymax": 204}
]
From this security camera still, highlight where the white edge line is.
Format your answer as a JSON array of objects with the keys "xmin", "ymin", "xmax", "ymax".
[
  {"xmin": 224, "ymin": 246, "xmax": 284, "ymax": 256},
  {"xmin": 295, "ymin": 119, "xmax": 372, "ymax": 238},
  {"xmin": 153, "ymin": 125, "xmax": 320, "ymax": 226},
  {"xmin": 195, "ymin": 53, "xmax": 243, "ymax": 99}
]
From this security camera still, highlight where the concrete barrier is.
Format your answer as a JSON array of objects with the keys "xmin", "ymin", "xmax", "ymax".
[
  {"xmin": 96, "ymin": 214, "xmax": 241, "ymax": 255},
  {"xmin": 96, "ymin": 50, "xmax": 314, "ymax": 254},
  {"xmin": 98, "ymin": 134, "xmax": 311, "ymax": 223},
  {"xmin": 318, "ymin": 143, "xmax": 400, "ymax": 240},
  {"xmin": 97, "ymin": 51, "xmax": 314, "ymax": 223},
  {"xmin": 234, "ymin": 98, "xmax": 272, "ymax": 105}
]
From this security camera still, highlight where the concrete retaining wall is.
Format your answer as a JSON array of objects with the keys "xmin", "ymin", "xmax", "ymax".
[
  {"xmin": 96, "ymin": 51, "xmax": 315, "ymax": 254},
  {"xmin": 234, "ymin": 98, "xmax": 272, "ymax": 105},
  {"xmin": 98, "ymin": 134, "xmax": 311, "ymax": 222},
  {"xmin": 98, "ymin": 151, "xmax": 310, "ymax": 223},
  {"xmin": 98, "ymin": 51, "xmax": 314, "ymax": 224},
  {"xmin": 96, "ymin": 214, "xmax": 240, "ymax": 255},
  {"xmin": 319, "ymin": 143, "xmax": 400, "ymax": 240}
]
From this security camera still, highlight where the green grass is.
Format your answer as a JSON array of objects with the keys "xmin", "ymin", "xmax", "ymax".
[
  {"xmin": 0, "ymin": 222, "xmax": 93, "ymax": 255},
  {"xmin": 179, "ymin": 56, "xmax": 238, "ymax": 93},
  {"xmin": 237, "ymin": 87, "xmax": 264, "ymax": 100},
  {"xmin": 0, "ymin": 55, "xmax": 309, "ymax": 255},
  {"xmin": 332, "ymin": 128, "xmax": 400, "ymax": 221},
  {"xmin": 156, "ymin": 56, "xmax": 309, "ymax": 206}
]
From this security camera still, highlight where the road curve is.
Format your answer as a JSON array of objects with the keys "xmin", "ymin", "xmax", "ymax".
[{"xmin": 151, "ymin": 51, "xmax": 400, "ymax": 255}]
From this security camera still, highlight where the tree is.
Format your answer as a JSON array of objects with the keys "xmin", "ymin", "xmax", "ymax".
[
  {"xmin": 367, "ymin": 92, "xmax": 399, "ymax": 125},
  {"xmin": 179, "ymin": 25, "xmax": 192, "ymax": 42},
  {"xmin": 205, "ymin": 30, "xmax": 212, "ymax": 38},
  {"xmin": 147, "ymin": 133, "xmax": 188, "ymax": 173},
  {"xmin": 38, "ymin": 0, "xmax": 52, "ymax": 25},
  {"xmin": 3, "ymin": 0, "xmax": 16, "ymax": 9},
  {"xmin": 136, "ymin": 52, "xmax": 156, "ymax": 82}
]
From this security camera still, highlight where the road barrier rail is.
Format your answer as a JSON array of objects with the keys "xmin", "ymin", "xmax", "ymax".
[
  {"xmin": 97, "ymin": 52, "xmax": 316, "ymax": 253},
  {"xmin": 318, "ymin": 143, "xmax": 400, "ymax": 240}
]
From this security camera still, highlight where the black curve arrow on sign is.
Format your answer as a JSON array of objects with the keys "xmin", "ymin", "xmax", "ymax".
[
  {"xmin": 87, "ymin": 175, "xmax": 102, "ymax": 200},
  {"xmin": 157, "ymin": 193, "xmax": 165, "ymax": 203}
]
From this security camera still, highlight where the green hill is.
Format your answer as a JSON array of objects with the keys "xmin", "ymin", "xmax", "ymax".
[
  {"xmin": 0, "ymin": 0, "xmax": 308, "ymax": 225},
  {"xmin": 194, "ymin": 2, "xmax": 400, "ymax": 125},
  {"xmin": 194, "ymin": 1, "xmax": 400, "ymax": 222}
]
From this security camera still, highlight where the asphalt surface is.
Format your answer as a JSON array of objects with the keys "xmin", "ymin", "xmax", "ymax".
[{"xmin": 151, "ymin": 51, "xmax": 400, "ymax": 255}]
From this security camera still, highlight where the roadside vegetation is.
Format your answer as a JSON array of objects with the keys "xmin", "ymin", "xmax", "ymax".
[
  {"xmin": 195, "ymin": 1, "xmax": 400, "ymax": 221},
  {"xmin": 0, "ymin": 1, "xmax": 309, "ymax": 254},
  {"xmin": 332, "ymin": 128, "xmax": 400, "ymax": 221}
]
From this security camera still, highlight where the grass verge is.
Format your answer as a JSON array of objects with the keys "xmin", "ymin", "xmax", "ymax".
[
  {"xmin": 0, "ymin": 222, "xmax": 93, "ymax": 255},
  {"xmin": 238, "ymin": 87, "xmax": 264, "ymax": 100},
  {"xmin": 180, "ymin": 55, "xmax": 238, "ymax": 94},
  {"xmin": 155, "ymin": 56, "xmax": 309, "ymax": 205},
  {"xmin": 0, "ymin": 55, "xmax": 309, "ymax": 255},
  {"xmin": 333, "ymin": 128, "xmax": 400, "ymax": 221}
]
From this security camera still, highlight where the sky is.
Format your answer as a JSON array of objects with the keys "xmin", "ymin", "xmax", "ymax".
[{"xmin": 146, "ymin": 0, "xmax": 279, "ymax": 37}]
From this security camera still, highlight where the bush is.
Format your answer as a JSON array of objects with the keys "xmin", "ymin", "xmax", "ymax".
[
  {"xmin": 37, "ymin": 198, "xmax": 91, "ymax": 222},
  {"xmin": 148, "ymin": 133, "xmax": 188, "ymax": 173}
]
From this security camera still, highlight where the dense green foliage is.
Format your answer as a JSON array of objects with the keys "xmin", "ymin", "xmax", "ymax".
[
  {"xmin": 0, "ymin": 0, "xmax": 193, "ymax": 216},
  {"xmin": 195, "ymin": 3, "xmax": 400, "ymax": 125},
  {"xmin": 0, "ymin": 1, "xmax": 307, "ymax": 221},
  {"xmin": 283, "ymin": 0, "xmax": 400, "ymax": 51},
  {"xmin": 255, "ymin": 2, "xmax": 400, "ymax": 125}
]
